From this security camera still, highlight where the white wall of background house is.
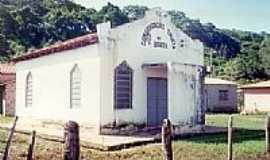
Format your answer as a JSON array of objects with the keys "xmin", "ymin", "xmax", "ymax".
[
  {"xmin": 16, "ymin": 44, "xmax": 101, "ymax": 126},
  {"xmin": 242, "ymin": 88, "xmax": 270, "ymax": 112},
  {"xmin": 98, "ymin": 9, "xmax": 204, "ymax": 126},
  {"xmin": 205, "ymin": 84, "xmax": 237, "ymax": 112}
]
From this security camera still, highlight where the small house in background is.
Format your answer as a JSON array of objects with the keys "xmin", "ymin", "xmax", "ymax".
[
  {"xmin": 240, "ymin": 81, "xmax": 270, "ymax": 113},
  {"xmin": 0, "ymin": 63, "xmax": 16, "ymax": 116},
  {"xmin": 204, "ymin": 78, "xmax": 238, "ymax": 113}
]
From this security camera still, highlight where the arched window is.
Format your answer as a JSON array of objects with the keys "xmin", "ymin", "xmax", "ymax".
[
  {"xmin": 114, "ymin": 61, "xmax": 133, "ymax": 109},
  {"xmin": 25, "ymin": 72, "xmax": 33, "ymax": 107},
  {"xmin": 70, "ymin": 64, "xmax": 81, "ymax": 108}
]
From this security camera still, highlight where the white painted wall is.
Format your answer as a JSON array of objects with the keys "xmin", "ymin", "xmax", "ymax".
[
  {"xmin": 98, "ymin": 9, "xmax": 204, "ymax": 126},
  {"xmin": 168, "ymin": 63, "xmax": 198, "ymax": 125},
  {"xmin": 243, "ymin": 88, "xmax": 270, "ymax": 112},
  {"xmin": 16, "ymin": 44, "xmax": 101, "ymax": 125},
  {"xmin": 205, "ymin": 84, "xmax": 237, "ymax": 112}
]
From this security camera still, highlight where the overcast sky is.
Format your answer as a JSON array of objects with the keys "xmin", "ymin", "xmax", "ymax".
[{"xmin": 73, "ymin": 0, "xmax": 270, "ymax": 33}]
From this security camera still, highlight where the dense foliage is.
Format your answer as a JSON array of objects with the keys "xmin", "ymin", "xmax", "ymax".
[
  {"xmin": 0, "ymin": 0, "xmax": 130, "ymax": 58},
  {"xmin": 169, "ymin": 11, "xmax": 241, "ymax": 58},
  {"xmin": 0, "ymin": 0, "xmax": 269, "ymax": 83},
  {"xmin": 213, "ymin": 30, "xmax": 270, "ymax": 83}
]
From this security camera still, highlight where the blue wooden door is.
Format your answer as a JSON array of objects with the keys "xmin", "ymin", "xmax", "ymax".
[{"xmin": 147, "ymin": 78, "xmax": 168, "ymax": 126}]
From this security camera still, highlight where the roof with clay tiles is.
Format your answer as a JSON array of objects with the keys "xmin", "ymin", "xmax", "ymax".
[{"xmin": 13, "ymin": 33, "xmax": 98, "ymax": 62}]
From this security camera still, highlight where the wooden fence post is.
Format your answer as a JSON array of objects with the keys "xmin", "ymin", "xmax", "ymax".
[
  {"xmin": 27, "ymin": 130, "xmax": 36, "ymax": 160},
  {"xmin": 63, "ymin": 121, "xmax": 80, "ymax": 160},
  {"xmin": 265, "ymin": 115, "xmax": 270, "ymax": 157},
  {"xmin": 2, "ymin": 116, "xmax": 18, "ymax": 160},
  {"xmin": 228, "ymin": 115, "xmax": 233, "ymax": 160},
  {"xmin": 162, "ymin": 119, "xmax": 173, "ymax": 160}
]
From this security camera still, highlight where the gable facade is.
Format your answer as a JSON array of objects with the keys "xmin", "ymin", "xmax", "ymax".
[{"xmin": 98, "ymin": 9, "xmax": 204, "ymax": 127}]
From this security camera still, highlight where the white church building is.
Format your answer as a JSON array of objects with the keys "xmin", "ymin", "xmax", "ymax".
[{"xmin": 13, "ymin": 9, "xmax": 205, "ymax": 131}]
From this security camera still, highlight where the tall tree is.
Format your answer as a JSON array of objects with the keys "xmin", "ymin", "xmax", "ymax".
[
  {"xmin": 0, "ymin": 34, "xmax": 12, "ymax": 61},
  {"xmin": 45, "ymin": 4, "xmax": 96, "ymax": 41},
  {"xmin": 0, "ymin": 5, "xmax": 18, "ymax": 38},
  {"xmin": 93, "ymin": 2, "xmax": 129, "ymax": 27},
  {"xmin": 14, "ymin": 6, "xmax": 47, "ymax": 48},
  {"xmin": 259, "ymin": 38, "xmax": 270, "ymax": 76},
  {"xmin": 123, "ymin": 5, "xmax": 148, "ymax": 21}
]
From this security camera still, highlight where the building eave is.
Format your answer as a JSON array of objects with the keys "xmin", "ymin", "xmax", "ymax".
[{"xmin": 12, "ymin": 33, "xmax": 98, "ymax": 63}]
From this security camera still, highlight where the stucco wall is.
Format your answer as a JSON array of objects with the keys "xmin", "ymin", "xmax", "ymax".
[
  {"xmin": 243, "ymin": 88, "xmax": 270, "ymax": 112},
  {"xmin": 205, "ymin": 84, "xmax": 237, "ymax": 112},
  {"xmin": 16, "ymin": 44, "xmax": 101, "ymax": 125},
  {"xmin": 168, "ymin": 65, "xmax": 196, "ymax": 125}
]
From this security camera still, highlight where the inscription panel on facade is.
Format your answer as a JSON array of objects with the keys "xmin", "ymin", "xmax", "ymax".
[{"xmin": 141, "ymin": 22, "xmax": 182, "ymax": 50}]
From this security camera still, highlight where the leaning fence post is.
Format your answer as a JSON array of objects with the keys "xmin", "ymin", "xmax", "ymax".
[
  {"xmin": 63, "ymin": 121, "xmax": 80, "ymax": 160},
  {"xmin": 162, "ymin": 119, "xmax": 173, "ymax": 160},
  {"xmin": 265, "ymin": 115, "xmax": 270, "ymax": 157},
  {"xmin": 27, "ymin": 130, "xmax": 36, "ymax": 160},
  {"xmin": 3, "ymin": 116, "xmax": 18, "ymax": 160},
  {"xmin": 228, "ymin": 115, "xmax": 233, "ymax": 160}
]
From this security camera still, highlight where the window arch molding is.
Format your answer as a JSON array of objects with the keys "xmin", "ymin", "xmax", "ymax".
[
  {"xmin": 25, "ymin": 72, "xmax": 33, "ymax": 107},
  {"xmin": 70, "ymin": 64, "xmax": 81, "ymax": 108},
  {"xmin": 114, "ymin": 61, "xmax": 133, "ymax": 109}
]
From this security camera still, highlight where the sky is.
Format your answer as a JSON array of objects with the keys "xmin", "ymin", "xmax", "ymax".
[{"xmin": 73, "ymin": 0, "xmax": 270, "ymax": 33}]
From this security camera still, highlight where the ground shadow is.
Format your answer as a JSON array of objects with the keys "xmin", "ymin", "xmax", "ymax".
[{"xmin": 180, "ymin": 128, "xmax": 265, "ymax": 144}]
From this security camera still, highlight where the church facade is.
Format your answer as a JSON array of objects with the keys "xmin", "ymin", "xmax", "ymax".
[{"xmin": 13, "ymin": 9, "xmax": 205, "ymax": 131}]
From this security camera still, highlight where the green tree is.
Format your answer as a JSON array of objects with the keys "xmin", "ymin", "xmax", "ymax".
[
  {"xmin": 259, "ymin": 38, "xmax": 270, "ymax": 75},
  {"xmin": 238, "ymin": 42, "xmax": 266, "ymax": 80},
  {"xmin": 0, "ymin": 5, "xmax": 18, "ymax": 38},
  {"xmin": 123, "ymin": 5, "xmax": 148, "ymax": 21},
  {"xmin": 14, "ymin": 6, "xmax": 47, "ymax": 48},
  {"xmin": 93, "ymin": 2, "xmax": 129, "ymax": 27},
  {"xmin": 44, "ymin": 0, "xmax": 96, "ymax": 41},
  {"xmin": 45, "ymin": 5, "xmax": 96, "ymax": 41},
  {"xmin": 0, "ymin": 34, "xmax": 12, "ymax": 61}
]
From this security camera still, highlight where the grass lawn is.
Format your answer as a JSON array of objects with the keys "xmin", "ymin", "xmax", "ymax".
[
  {"xmin": 0, "ymin": 116, "xmax": 14, "ymax": 124},
  {"xmin": 0, "ymin": 114, "xmax": 268, "ymax": 160},
  {"xmin": 207, "ymin": 113, "xmax": 266, "ymax": 130}
]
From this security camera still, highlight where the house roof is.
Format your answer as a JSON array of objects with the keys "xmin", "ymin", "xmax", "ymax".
[
  {"xmin": 240, "ymin": 80, "xmax": 270, "ymax": 89},
  {"xmin": 0, "ymin": 63, "xmax": 15, "ymax": 74},
  {"xmin": 205, "ymin": 78, "xmax": 236, "ymax": 85},
  {"xmin": 13, "ymin": 33, "xmax": 98, "ymax": 63}
]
